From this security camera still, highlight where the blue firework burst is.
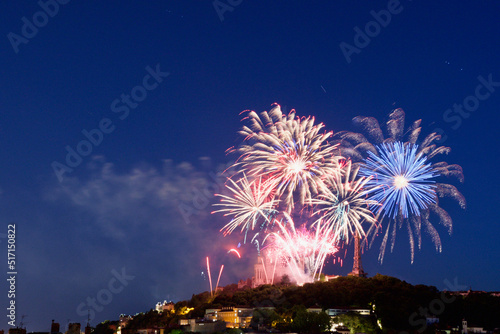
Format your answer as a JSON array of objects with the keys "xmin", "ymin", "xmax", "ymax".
[{"xmin": 360, "ymin": 142, "xmax": 438, "ymax": 219}]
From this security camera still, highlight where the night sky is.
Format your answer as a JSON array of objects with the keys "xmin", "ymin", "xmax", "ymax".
[{"xmin": 0, "ymin": 1, "xmax": 499, "ymax": 331}]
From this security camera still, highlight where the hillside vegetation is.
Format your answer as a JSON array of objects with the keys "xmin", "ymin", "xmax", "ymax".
[{"xmin": 97, "ymin": 275, "xmax": 500, "ymax": 333}]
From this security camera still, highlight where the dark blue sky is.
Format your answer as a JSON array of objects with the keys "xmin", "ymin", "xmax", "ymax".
[{"xmin": 0, "ymin": 1, "xmax": 499, "ymax": 331}]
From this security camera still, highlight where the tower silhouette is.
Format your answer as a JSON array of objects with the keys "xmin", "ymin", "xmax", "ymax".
[{"xmin": 348, "ymin": 232, "xmax": 367, "ymax": 277}]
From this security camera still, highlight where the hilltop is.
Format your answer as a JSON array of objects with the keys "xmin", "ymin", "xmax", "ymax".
[{"xmin": 96, "ymin": 275, "xmax": 500, "ymax": 333}]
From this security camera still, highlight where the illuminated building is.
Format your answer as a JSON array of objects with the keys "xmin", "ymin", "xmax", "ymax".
[
  {"xmin": 252, "ymin": 255, "xmax": 290, "ymax": 287},
  {"xmin": 180, "ymin": 319, "xmax": 226, "ymax": 333},
  {"xmin": 8, "ymin": 329, "xmax": 26, "ymax": 334},
  {"xmin": 155, "ymin": 301, "xmax": 174, "ymax": 313},
  {"xmin": 204, "ymin": 307, "xmax": 253, "ymax": 328},
  {"xmin": 136, "ymin": 329, "xmax": 164, "ymax": 334},
  {"xmin": 328, "ymin": 308, "xmax": 371, "ymax": 332}
]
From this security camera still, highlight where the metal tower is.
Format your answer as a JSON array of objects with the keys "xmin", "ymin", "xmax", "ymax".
[{"xmin": 348, "ymin": 232, "xmax": 367, "ymax": 277}]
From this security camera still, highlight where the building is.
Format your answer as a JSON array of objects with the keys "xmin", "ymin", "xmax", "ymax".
[
  {"xmin": 327, "ymin": 308, "xmax": 371, "ymax": 317},
  {"xmin": 334, "ymin": 326, "xmax": 350, "ymax": 334},
  {"xmin": 155, "ymin": 301, "xmax": 174, "ymax": 313},
  {"xmin": 84, "ymin": 323, "xmax": 91, "ymax": 334},
  {"xmin": 237, "ymin": 278, "xmax": 252, "ymax": 289},
  {"xmin": 117, "ymin": 315, "xmax": 133, "ymax": 334},
  {"xmin": 178, "ymin": 319, "xmax": 191, "ymax": 326},
  {"xmin": 328, "ymin": 307, "xmax": 371, "ymax": 332},
  {"xmin": 324, "ymin": 274, "xmax": 340, "ymax": 281},
  {"xmin": 119, "ymin": 314, "xmax": 133, "ymax": 327},
  {"xmin": 65, "ymin": 324, "xmax": 80, "ymax": 334},
  {"xmin": 462, "ymin": 320, "xmax": 487, "ymax": 334},
  {"xmin": 8, "ymin": 329, "xmax": 26, "ymax": 334},
  {"xmin": 204, "ymin": 308, "xmax": 220, "ymax": 321},
  {"xmin": 180, "ymin": 319, "xmax": 226, "ymax": 334},
  {"xmin": 50, "ymin": 321, "xmax": 60, "ymax": 334},
  {"xmin": 136, "ymin": 329, "xmax": 164, "ymax": 334},
  {"xmin": 252, "ymin": 255, "xmax": 291, "ymax": 288},
  {"xmin": 205, "ymin": 307, "xmax": 254, "ymax": 328},
  {"xmin": 307, "ymin": 306, "xmax": 323, "ymax": 313}
]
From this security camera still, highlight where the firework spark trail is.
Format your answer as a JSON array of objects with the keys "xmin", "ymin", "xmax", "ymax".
[
  {"xmin": 217, "ymin": 105, "xmax": 460, "ymax": 277},
  {"xmin": 360, "ymin": 143, "xmax": 439, "ymax": 264},
  {"xmin": 233, "ymin": 105, "xmax": 342, "ymax": 212},
  {"xmin": 228, "ymin": 248, "xmax": 241, "ymax": 258},
  {"xmin": 264, "ymin": 220, "xmax": 304, "ymax": 284},
  {"xmin": 214, "ymin": 105, "xmax": 348, "ymax": 281},
  {"xmin": 215, "ymin": 265, "xmax": 224, "ymax": 292},
  {"xmin": 332, "ymin": 108, "xmax": 466, "ymax": 263},
  {"xmin": 313, "ymin": 220, "xmax": 341, "ymax": 279},
  {"xmin": 206, "ymin": 257, "xmax": 213, "ymax": 297},
  {"xmin": 271, "ymin": 253, "xmax": 278, "ymax": 285},
  {"xmin": 260, "ymin": 256, "xmax": 270, "ymax": 284},
  {"xmin": 213, "ymin": 174, "xmax": 278, "ymax": 241},
  {"xmin": 264, "ymin": 213, "xmax": 338, "ymax": 284},
  {"xmin": 252, "ymin": 235, "xmax": 261, "ymax": 254},
  {"xmin": 310, "ymin": 160, "xmax": 378, "ymax": 245},
  {"xmin": 360, "ymin": 142, "xmax": 438, "ymax": 219}
]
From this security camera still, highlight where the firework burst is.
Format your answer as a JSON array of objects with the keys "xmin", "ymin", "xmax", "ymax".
[
  {"xmin": 234, "ymin": 105, "xmax": 341, "ymax": 212},
  {"xmin": 332, "ymin": 108, "xmax": 465, "ymax": 263},
  {"xmin": 212, "ymin": 174, "xmax": 278, "ymax": 241},
  {"xmin": 360, "ymin": 142, "xmax": 438, "ymax": 219},
  {"xmin": 310, "ymin": 160, "xmax": 379, "ymax": 245},
  {"xmin": 263, "ymin": 213, "xmax": 338, "ymax": 284}
]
